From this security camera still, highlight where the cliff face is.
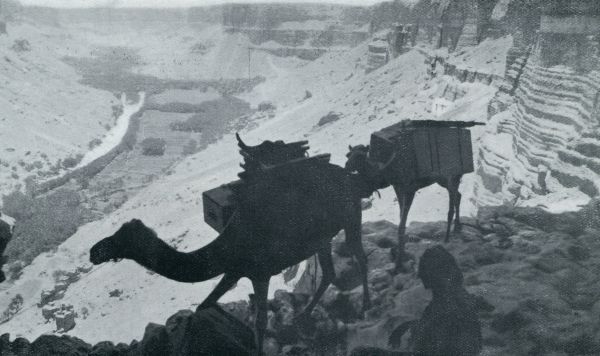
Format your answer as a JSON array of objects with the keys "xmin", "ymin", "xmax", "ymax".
[
  {"xmin": 221, "ymin": 3, "xmax": 370, "ymax": 54},
  {"xmin": 474, "ymin": 0, "xmax": 600, "ymax": 208}
]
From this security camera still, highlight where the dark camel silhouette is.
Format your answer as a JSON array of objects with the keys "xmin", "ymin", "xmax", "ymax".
[
  {"xmin": 90, "ymin": 144, "xmax": 379, "ymax": 355},
  {"xmin": 345, "ymin": 145, "xmax": 462, "ymax": 269},
  {"xmin": 0, "ymin": 214, "xmax": 14, "ymax": 283}
]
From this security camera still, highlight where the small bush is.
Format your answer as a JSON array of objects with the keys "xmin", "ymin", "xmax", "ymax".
[
  {"xmin": 8, "ymin": 262, "xmax": 24, "ymax": 281},
  {"xmin": 257, "ymin": 101, "xmax": 276, "ymax": 112},
  {"xmin": 1, "ymin": 294, "xmax": 23, "ymax": 321},
  {"xmin": 88, "ymin": 138, "xmax": 102, "ymax": 149},
  {"xmin": 190, "ymin": 42, "xmax": 212, "ymax": 54},
  {"xmin": 182, "ymin": 139, "xmax": 198, "ymax": 155},
  {"xmin": 61, "ymin": 154, "xmax": 83, "ymax": 169},
  {"xmin": 140, "ymin": 138, "xmax": 167, "ymax": 156},
  {"xmin": 11, "ymin": 39, "xmax": 31, "ymax": 52},
  {"xmin": 111, "ymin": 104, "xmax": 124, "ymax": 119}
]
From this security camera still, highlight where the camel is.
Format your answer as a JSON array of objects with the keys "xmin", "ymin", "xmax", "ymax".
[
  {"xmin": 345, "ymin": 145, "xmax": 463, "ymax": 269},
  {"xmin": 90, "ymin": 138, "xmax": 380, "ymax": 355},
  {"xmin": 0, "ymin": 213, "xmax": 14, "ymax": 283}
]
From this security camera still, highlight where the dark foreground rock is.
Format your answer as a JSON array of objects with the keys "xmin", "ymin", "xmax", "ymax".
[
  {"xmin": 3, "ymin": 202, "xmax": 600, "ymax": 356},
  {"xmin": 0, "ymin": 307, "xmax": 255, "ymax": 356}
]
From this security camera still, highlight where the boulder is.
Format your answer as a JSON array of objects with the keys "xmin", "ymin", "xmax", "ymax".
[
  {"xmin": 42, "ymin": 303, "xmax": 60, "ymax": 322},
  {"xmin": 317, "ymin": 112, "xmax": 341, "ymax": 126},
  {"xmin": 173, "ymin": 306, "xmax": 256, "ymax": 356},
  {"xmin": 268, "ymin": 290, "xmax": 297, "ymax": 344},
  {"xmin": 138, "ymin": 323, "xmax": 169, "ymax": 356},
  {"xmin": 164, "ymin": 310, "xmax": 194, "ymax": 353},
  {"xmin": 0, "ymin": 333, "xmax": 10, "ymax": 354},
  {"xmin": 491, "ymin": 309, "xmax": 530, "ymax": 333},
  {"xmin": 281, "ymin": 344, "xmax": 310, "ymax": 356},
  {"xmin": 54, "ymin": 307, "xmax": 76, "ymax": 333},
  {"xmin": 29, "ymin": 335, "xmax": 91, "ymax": 356},
  {"xmin": 11, "ymin": 337, "xmax": 31, "ymax": 355},
  {"xmin": 321, "ymin": 286, "xmax": 362, "ymax": 322},
  {"xmin": 349, "ymin": 346, "xmax": 407, "ymax": 355},
  {"xmin": 89, "ymin": 341, "xmax": 119, "ymax": 356}
]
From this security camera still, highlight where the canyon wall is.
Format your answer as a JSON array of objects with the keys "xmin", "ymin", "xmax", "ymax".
[{"xmin": 475, "ymin": 0, "xmax": 600, "ymax": 206}]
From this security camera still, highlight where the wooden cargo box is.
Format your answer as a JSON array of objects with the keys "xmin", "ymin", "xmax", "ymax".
[
  {"xmin": 202, "ymin": 154, "xmax": 331, "ymax": 233},
  {"xmin": 202, "ymin": 181, "xmax": 242, "ymax": 233},
  {"xmin": 370, "ymin": 122, "xmax": 474, "ymax": 182}
]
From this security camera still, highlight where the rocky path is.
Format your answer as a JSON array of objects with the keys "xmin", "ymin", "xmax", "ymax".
[{"xmin": 1, "ymin": 201, "xmax": 599, "ymax": 355}]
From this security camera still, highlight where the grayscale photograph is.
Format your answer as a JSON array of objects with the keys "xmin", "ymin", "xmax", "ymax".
[{"xmin": 0, "ymin": 0, "xmax": 598, "ymax": 355}]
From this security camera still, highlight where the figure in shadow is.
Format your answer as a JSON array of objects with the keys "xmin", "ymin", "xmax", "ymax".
[
  {"xmin": 351, "ymin": 245, "xmax": 481, "ymax": 356},
  {"xmin": 390, "ymin": 245, "xmax": 481, "ymax": 356}
]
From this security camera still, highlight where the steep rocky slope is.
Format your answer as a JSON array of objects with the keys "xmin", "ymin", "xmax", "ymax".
[
  {"xmin": 474, "ymin": 0, "xmax": 600, "ymax": 210},
  {"xmin": 0, "ymin": 21, "xmax": 119, "ymax": 196},
  {"xmin": 478, "ymin": 60, "xmax": 600, "ymax": 209},
  {"xmin": 3, "ymin": 201, "xmax": 600, "ymax": 355},
  {"xmin": 0, "ymin": 33, "xmax": 503, "ymax": 342}
]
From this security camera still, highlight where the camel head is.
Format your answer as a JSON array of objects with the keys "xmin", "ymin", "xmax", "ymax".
[
  {"xmin": 90, "ymin": 219, "xmax": 150, "ymax": 265},
  {"xmin": 345, "ymin": 144, "xmax": 398, "ymax": 174},
  {"xmin": 345, "ymin": 144, "xmax": 371, "ymax": 173}
]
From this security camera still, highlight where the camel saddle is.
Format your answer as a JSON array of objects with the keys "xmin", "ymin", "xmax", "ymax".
[
  {"xmin": 202, "ymin": 136, "xmax": 331, "ymax": 233},
  {"xmin": 369, "ymin": 120, "xmax": 482, "ymax": 184}
]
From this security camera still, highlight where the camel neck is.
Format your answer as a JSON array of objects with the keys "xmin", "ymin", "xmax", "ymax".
[
  {"xmin": 352, "ymin": 170, "xmax": 387, "ymax": 198},
  {"xmin": 131, "ymin": 231, "xmax": 226, "ymax": 283}
]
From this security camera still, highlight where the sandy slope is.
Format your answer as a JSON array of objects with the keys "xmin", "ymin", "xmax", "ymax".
[
  {"xmin": 0, "ymin": 21, "xmax": 120, "ymax": 197},
  {"xmin": 0, "ymin": 31, "xmax": 503, "ymax": 342}
]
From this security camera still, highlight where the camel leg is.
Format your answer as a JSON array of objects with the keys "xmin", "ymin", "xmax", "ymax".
[
  {"xmin": 393, "ymin": 186, "xmax": 415, "ymax": 270},
  {"xmin": 445, "ymin": 188, "xmax": 456, "ymax": 243},
  {"xmin": 196, "ymin": 273, "xmax": 240, "ymax": 310},
  {"xmin": 297, "ymin": 246, "xmax": 335, "ymax": 319},
  {"xmin": 454, "ymin": 191, "xmax": 462, "ymax": 233},
  {"xmin": 453, "ymin": 177, "xmax": 463, "ymax": 233},
  {"xmin": 251, "ymin": 276, "xmax": 270, "ymax": 356},
  {"xmin": 345, "ymin": 219, "xmax": 371, "ymax": 313}
]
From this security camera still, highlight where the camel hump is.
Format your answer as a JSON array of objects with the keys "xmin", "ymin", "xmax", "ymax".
[{"xmin": 203, "ymin": 135, "xmax": 332, "ymax": 233}]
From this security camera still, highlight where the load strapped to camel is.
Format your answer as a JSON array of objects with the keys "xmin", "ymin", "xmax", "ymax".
[
  {"xmin": 202, "ymin": 134, "xmax": 331, "ymax": 233},
  {"xmin": 369, "ymin": 120, "xmax": 483, "ymax": 182}
]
